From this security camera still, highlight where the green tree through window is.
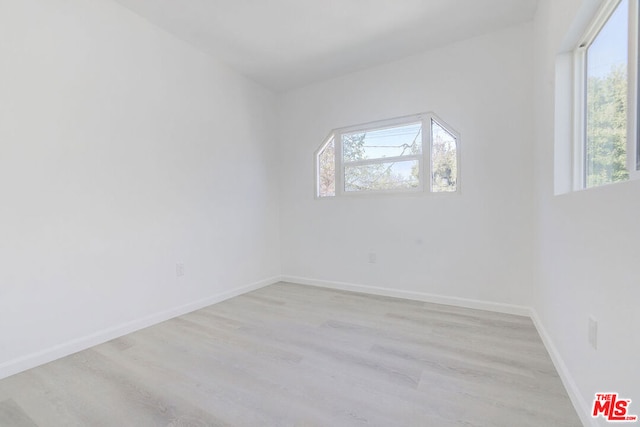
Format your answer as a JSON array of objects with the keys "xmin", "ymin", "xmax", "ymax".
[{"xmin": 584, "ymin": 0, "xmax": 630, "ymax": 188}]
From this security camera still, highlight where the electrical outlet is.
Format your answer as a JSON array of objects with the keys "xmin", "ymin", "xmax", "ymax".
[
  {"xmin": 588, "ymin": 316, "xmax": 598, "ymax": 350},
  {"xmin": 368, "ymin": 252, "xmax": 377, "ymax": 264},
  {"xmin": 176, "ymin": 263, "xmax": 185, "ymax": 278}
]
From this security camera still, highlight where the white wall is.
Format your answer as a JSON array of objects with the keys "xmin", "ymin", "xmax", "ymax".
[
  {"xmin": 533, "ymin": 0, "xmax": 640, "ymax": 425},
  {"xmin": 0, "ymin": 0, "xmax": 280, "ymax": 377},
  {"xmin": 278, "ymin": 24, "xmax": 535, "ymax": 311},
  {"xmin": 5, "ymin": 2, "xmax": 635, "ymax": 422}
]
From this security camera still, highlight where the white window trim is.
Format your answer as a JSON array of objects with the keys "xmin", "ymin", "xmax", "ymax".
[
  {"xmin": 315, "ymin": 112, "xmax": 461, "ymax": 198},
  {"xmin": 573, "ymin": 0, "xmax": 640, "ymax": 189},
  {"xmin": 629, "ymin": 0, "xmax": 640, "ymax": 178},
  {"xmin": 314, "ymin": 134, "xmax": 334, "ymax": 198},
  {"xmin": 573, "ymin": 44, "xmax": 587, "ymax": 191}
]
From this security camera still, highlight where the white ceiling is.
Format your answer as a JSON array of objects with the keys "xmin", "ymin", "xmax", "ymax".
[{"xmin": 112, "ymin": 0, "xmax": 539, "ymax": 92}]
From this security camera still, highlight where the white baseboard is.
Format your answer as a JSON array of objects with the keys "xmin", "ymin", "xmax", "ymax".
[
  {"xmin": 530, "ymin": 308, "xmax": 594, "ymax": 427},
  {"xmin": 1, "ymin": 274, "xmax": 590, "ymax": 427},
  {"xmin": 284, "ymin": 275, "xmax": 590, "ymax": 425},
  {"xmin": 0, "ymin": 275, "xmax": 280, "ymax": 381},
  {"xmin": 281, "ymin": 275, "xmax": 531, "ymax": 316}
]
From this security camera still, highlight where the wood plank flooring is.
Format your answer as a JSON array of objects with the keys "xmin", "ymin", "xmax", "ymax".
[{"xmin": 0, "ymin": 282, "xmax": 582, "ymax": 426}]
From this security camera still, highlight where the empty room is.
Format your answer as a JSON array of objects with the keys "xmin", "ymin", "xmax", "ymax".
[{"xmin": 0, "ymin": 0, "xmax": 638, "ymax": 426}]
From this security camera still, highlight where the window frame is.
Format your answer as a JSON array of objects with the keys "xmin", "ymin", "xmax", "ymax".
[
  {"xmin": 573, "ymin": 0, "xmax": 640, "ymax": 189},
  {"xmin": 630, "ymin": 0, "xmax": 640, "ymax": 176},
  {"xmin": 314, "ymin": 112, "xmax": 460, "ymax": 198}
]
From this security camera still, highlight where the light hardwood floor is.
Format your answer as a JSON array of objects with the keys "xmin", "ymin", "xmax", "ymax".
[{"xmin": 0, "ymin": 282, "xmax": 582, "ymax": 426}]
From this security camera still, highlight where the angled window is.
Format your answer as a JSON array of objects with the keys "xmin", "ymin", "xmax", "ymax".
[
  {"xmin": 316, "ymin": 136, "xmax": 335, "ymax": 197},
  {"xmin": 316, "ymin": 113, "xmax": 460, "ymax": 197},
  {"xmin": 431, "ymin": 119, "xmax": 458, "ymax": 192},
  {"xmin": 575, "ymin": 0, "xmax": 639, "ymax": 188}
]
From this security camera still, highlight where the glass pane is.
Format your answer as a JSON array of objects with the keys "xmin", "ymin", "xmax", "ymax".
[
  {"xmin": 344, "ymin": 160, "xmax": 419, "ymax": 192},
  {"xmin": 431, "ymin": 120, "xmax": 457, "ymax": 192},
  {"xmin": 317, "ymin": 137, "xmax": 335, "ymax": 197},
  {"xmin": 585, "ymin": 0, "xmax": 629, "ymax": 188},
  {"xmin": 342, "ymin": 122, "xmax": 422, "ymax": 162}
]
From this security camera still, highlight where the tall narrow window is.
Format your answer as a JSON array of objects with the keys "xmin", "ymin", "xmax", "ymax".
[
  {"xmin": 585, "ymin": 0, "xmax": 629, "ymax": 188},
  {"xmin": 317, "ymin": 136, "xmax": 335, "ymax": 198},
  {"xmin": 431, "ymin": 119, "xmax": 458, "ymax": 192},
  {"xmin": 576, "ymin": 0, "xmax": 640, "ymax": 189}
]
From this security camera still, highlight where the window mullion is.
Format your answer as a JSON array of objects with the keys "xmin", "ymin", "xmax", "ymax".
[
  {"xmin": 425, "ymin": 116, "xmax": 432, "ymax": 192},
  {"xmin": 344, "ymin": 154, "xmax": 421, "ymax": 167},
  {"xmin": 335, "ymin": 132, "xmax": 344, "ymax": 196}
]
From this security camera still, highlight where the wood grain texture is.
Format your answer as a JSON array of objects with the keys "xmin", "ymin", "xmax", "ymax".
[{"xmin": 0, "ymin": 282, "xmax": 582, "ymax": 426}]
